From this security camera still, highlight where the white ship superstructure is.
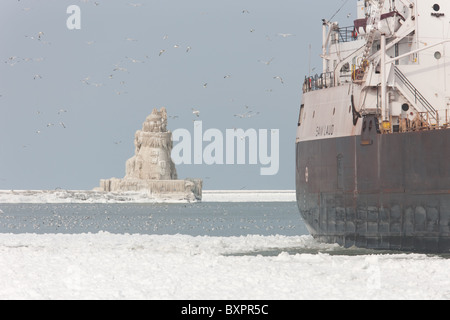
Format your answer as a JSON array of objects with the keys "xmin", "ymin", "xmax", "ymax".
[{"xmin": 298, "ymin": 0, "xmax": 450, "ymax": 143}]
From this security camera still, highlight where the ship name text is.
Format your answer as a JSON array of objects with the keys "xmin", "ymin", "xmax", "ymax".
[{"xmin": 315, "ymin": 124, "xmax": 335, "ymax": 137}]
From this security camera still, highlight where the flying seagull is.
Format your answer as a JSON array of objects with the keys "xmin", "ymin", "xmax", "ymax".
[
  {"xmin": 277, "ymin": 33, "xmax": 295, "ymax": 38},
  {"xmin": 113, "ymin": 65, "xmax": 128, "ymax": 72},
  {"xmin": 192, "ymin": 108, "xmax": 200, "ymax": 117},
  {"xmin": 273, "ymin": 76, "xmax": 284, "ymax": 84},
  {"xmin": 126, "ymin": 56, "xmax": 144, "ymax": 63},
  {"xmin": 81, "ymin": 76, "xmax": 90, "ymax": 84},
  {"xmin": 258, "ymin": 58, "xmax": 274, "ymax": 66},
  {"xmin": 234, "ymin": 111, "xmax": 260, "ymax": 119}
]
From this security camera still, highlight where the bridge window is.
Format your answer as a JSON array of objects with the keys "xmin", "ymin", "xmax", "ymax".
[{"xmin": 298, "ymin": 104, "xmax": 304, "ymax": 126}]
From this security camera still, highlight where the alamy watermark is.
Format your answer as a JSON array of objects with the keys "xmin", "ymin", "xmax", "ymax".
[
  {"xmin": 172, "ymin": 121, "xmax": 280, "ymax": 176},
  {"xmin": 67, "ymin": 5, "xmax": 81, "ymax": 30}
]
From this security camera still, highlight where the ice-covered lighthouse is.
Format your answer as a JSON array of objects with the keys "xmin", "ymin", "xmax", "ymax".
[{"xmin": 96, "ymin": 107, "xmax": 202, "ymax": 201}]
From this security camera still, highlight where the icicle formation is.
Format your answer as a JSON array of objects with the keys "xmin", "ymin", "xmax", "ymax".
[{"xmin": 126, "ymin": 107, "xmax": 178, "ymax": 180}]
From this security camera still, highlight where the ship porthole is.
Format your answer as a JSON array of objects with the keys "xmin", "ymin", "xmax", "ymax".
[
  {"xmin": 433, "ymin": 4, "xmax": 440, "ymax": 11},
  {"xmin": 402, "ymin": 103, "xmax": 409, "ymax": 111},
  {"xmin": 434, "ymin": 51, "xmax": 442, "ymax": 60}
]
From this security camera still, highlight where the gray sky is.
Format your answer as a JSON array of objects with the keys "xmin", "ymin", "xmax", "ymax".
[{"xmin": 0, "ymin": 0, "xmax": 356, "ymax": 190}]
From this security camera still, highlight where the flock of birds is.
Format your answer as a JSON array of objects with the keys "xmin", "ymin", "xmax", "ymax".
[
  {"xmin": 0, "ymin": 198, "xmax": 297, "ymax": 234},
  {"xmin": 3, "ymin": 1, "xmax": 296, "ymax": 152}
]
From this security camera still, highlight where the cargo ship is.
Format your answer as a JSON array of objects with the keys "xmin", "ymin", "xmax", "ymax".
[{"xmin": 296, "ymin": 0, "xmax": 450, "ymax": 252}]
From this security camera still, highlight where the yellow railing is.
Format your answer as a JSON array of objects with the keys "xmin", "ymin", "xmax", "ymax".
[{"xmin": 398, "ymin": 110, "xmax": 449, "ymax": 133}]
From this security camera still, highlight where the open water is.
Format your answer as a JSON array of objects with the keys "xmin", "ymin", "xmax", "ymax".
[
  {"xmin": 2, "ymin": 202, "xmax": 450, "ymax": 259},
  {"xmin": 0, "ymin": 202, "xmax": 308, "ymax": 237}
]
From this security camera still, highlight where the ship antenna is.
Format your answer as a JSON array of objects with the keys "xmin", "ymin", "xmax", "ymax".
[
  {"xmin": 308, "ymin": 43, "xmax": 311, "ymax": 76},
  {"xmin": 328, "ymin": 0, "xmax": 350, "ymax": 21}
]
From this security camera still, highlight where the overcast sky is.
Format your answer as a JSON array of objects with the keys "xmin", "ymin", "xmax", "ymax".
[{"xmin": 0, "ymin": 0, "xmax": 356, "ymax": 190}]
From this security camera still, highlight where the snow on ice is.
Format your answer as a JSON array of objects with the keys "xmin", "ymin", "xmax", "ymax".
[
  {"xmin": 0, "ymin": 190, "xmax": 448, "ymax": 300},
  {"xmin": 0, "ymin": 232, "xmax": 448, "ymax": 300}
]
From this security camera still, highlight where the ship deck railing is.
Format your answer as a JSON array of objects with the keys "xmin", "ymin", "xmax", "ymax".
[
  {"xmin": 332, "ymin": 26, "xmax": 358, "ymax": 44},
  {"xmin": 303, "ymin": 72, "xmax": 336, "ymax": 93},
  {"xmin": 397, "ymin": 110, "xmax": 450, "ymax": 133}
]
